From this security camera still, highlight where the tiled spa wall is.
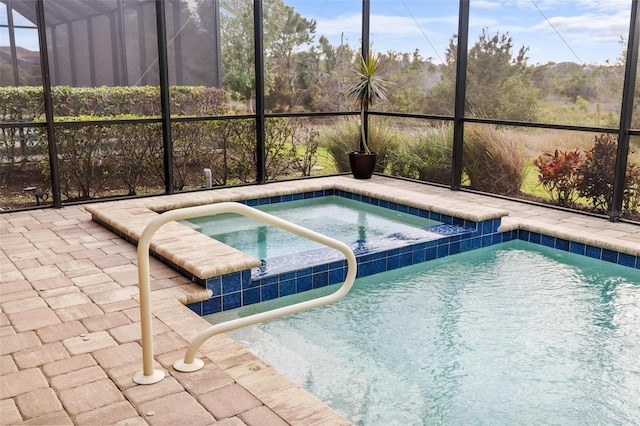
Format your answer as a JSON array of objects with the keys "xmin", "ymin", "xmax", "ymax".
[{"xmin": 187, "ymin": 189, "xmax": 504, "ymax": 315}]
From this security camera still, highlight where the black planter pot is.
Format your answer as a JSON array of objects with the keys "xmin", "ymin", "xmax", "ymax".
[{"xmin": 348, "ymin": 152, "xmax": 377, "ymax": 179}]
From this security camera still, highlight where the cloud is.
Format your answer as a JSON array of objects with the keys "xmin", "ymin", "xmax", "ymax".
[{"xmin": 316, "ymin": 13, "xmax": 458, "ymax": 38}]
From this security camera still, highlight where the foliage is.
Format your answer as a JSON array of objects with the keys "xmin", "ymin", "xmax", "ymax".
[
  {"xmin": 287, "ymin": 118, "xmax": 320, "ymax": 177},
  {"xmin": 220, "ymin": 0, "xmax": 315, "ymax": 112},
  {"xmin": 533, "ymin": 149, "xmax": 582, "ymax": 207},
  {"xmin": 463, "ymin": 124, "xmax": 527, "ymax": 195},
  {"xmin": 347, "ymin": 52, "xmax": 391, "ymax": 153},
  {"xmin": 320, "ymin": 118, "xmax": 398, "ymax": 173},
  {"xmin": 0, "ymin": 87, "xmax": 46, "ymax": 184},
  {"xmin": 110, "ymin": 118, "xmax": 163, "ymax": 196},
  {"xmin": 576, "ymin": 134, "xmax": 640, "ymax": 213},
  {"xmin": 428, "ymin": 29, "xmax": 538, "ymax": 121},
  {"xmin": 389, "ymin": 125, "xmax": 453, "ymax": 185},
  {"xmin": 532, "ymin": 134, "xmax": 640, "ymax": 215},
  {"xmin": 43, "ymin": 117, "xmax": 113, "ymax": 200}
]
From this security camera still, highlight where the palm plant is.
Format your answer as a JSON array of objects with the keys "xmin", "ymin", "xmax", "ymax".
[{"xmin": 347, "ymin": 51, "xmax": 390, "ymax": 154}]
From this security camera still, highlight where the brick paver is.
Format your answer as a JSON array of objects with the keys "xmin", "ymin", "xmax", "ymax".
[
  {"xmin": 13, "ymin": 342, "xmax": 69, "ymax": 369},
  {"xmin": 57, "ymin": 378, "xmax": 124, "ymax": 415},
  {"xmin": 14, "ymin": 387, "xmax": 63, "ymax": 420},
  {"xmin": 62, "ymin": 330, "xmax": 118, "ymax": 355}
]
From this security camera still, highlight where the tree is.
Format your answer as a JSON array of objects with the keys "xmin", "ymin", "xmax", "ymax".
[
  {"xmin": 267, "ymin": 5, "xmax": 316, "ymax": 111},
  {"xmin": 220, "ymin": 0, "xmax": 316, "ymax": 112},
  {"xmin": 428, "ymin": 29, "xmax": 539, "ymax": 121},
  {"xmin": 220, "ymin": 0, "xmax": 257, "ymax": 110}
]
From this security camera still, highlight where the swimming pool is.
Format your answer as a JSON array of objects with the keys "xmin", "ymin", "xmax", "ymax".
[
  {"xmin": 184, "ymin": 196, "xmax": 443, "ymax": 259},
  {"xmin": 212, "ymin": 240, "xmax": 640, "ymax": 425}
]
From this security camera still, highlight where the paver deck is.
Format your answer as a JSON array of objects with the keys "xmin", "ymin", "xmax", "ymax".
[{"xmin": 1, "ymin": 175, "xmax": 638, "ymax": 425}]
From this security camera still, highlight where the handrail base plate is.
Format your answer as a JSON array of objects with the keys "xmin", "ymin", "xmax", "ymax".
[{"xmin": 174, "ymin": 358, "xmax": 205, "ymax": 372}]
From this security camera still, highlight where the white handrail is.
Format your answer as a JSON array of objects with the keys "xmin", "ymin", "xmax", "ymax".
[{"xmin": 133, "ymin": 202, "xmax": 357, "ymax": 384}]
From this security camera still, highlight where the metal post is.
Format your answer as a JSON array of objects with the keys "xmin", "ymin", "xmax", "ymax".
[
  {"xmin": 254, "ymin": 0, "xmax": 266, "ymax": 182},
  {"xmin": 360, "ymin": 0, "xmax": 370, "ymax": 153},
  {"xmin": 451, "ymin": 0, "xmax": 470, "ymax": 190},
  {"xmin": 156, "ymin": 0, "xmax": 174, "ymax": 193},
  {"xmin": 36, "ymin": 0, "xmax": 61, "ymax": 208},
  {"xmin": 6, "ymin": 0, "xmax": 20, "ymax": 86},
  {"xmin": 213, "ymin": 0, "xmax": 223, "ymax": 87},
  {"xmin": 612, "ymin": 0, "xmax": 640, "ymax": 221}
]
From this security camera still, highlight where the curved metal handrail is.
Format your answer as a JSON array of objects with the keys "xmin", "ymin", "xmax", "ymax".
[{"xmin": 133, "ymin": 201, "xmax": 357, "ymax": 384}]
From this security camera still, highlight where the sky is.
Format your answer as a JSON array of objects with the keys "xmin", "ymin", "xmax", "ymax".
[
  {"xmin": 284, "ymin": 0, "xmax": 634, "ymax": 66},
  {"xmin": 2, "ymin": 0, "xmax": 633, "ymax": 66}
]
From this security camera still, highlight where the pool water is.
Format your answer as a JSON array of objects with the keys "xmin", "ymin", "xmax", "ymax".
[
  {"xmin": 185, "ymin": 196, "xmax": 441, "ymax": 259},
  {"xmin": 210, "ymin": 240, "xmax": 640, "ymax": 425}
]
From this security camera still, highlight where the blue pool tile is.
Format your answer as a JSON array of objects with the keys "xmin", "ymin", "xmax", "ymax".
[
  {"xmin": 586, "ymin": 245, "xmax": 601, "ymax": 259},
  {"xmin": 372, "ymin": 258, "xmax": 386, "ymax": 274},
  {"xmin": 379, "ymin": 199, "xmax": 389, "ymax": 209},
  {"xmin": 471, "ymin": 237, "xmax": 481, "ymax": 250},
  {"xmin": 202, "ymin": 297, "xmax": 221, "ymax": 314},
  {"xmin": 280, "ymin": 279, "xmax": 296, "ymax": 296},
  {"xmin": 329, "ymin": 268, "xmax": 346, "ymax": 284},
  {"xmin": 491, "ymin": 234, "xmax": 502, "ymax": 245},
  {"xmin": 429, "ymin": 212, "xmax": 441, "ymax": 222},
  {"xmin": 282, "ymin": 194, "xmax": 292, "ymax": 202},
  {"xmin": 449, "ymin": 241, "xmax": 461, "ymax": 255},
  {"xmin": 618, "ymin": 253, "xmax": 636, "ymax": 268},
  {"xmin": 481, "ymin": 235, "xmax": 493, "ymax": 247},
  {"xmin": 293, "ymin": 193, "xmax": 304, "ymax": 200},
  {"xmin": 187, "ymin": 302, "xmax": 202, "ymax": 315},
  {"xmin": 206, "ymin": 277, "xmax": 222, "ymax": 296},
  {"xmin": 437, "ymin": 245, "xmax": 449, "ymax": 258},
  {"xmin": 408, "ymin": 206, "xmax": 420, "ymax": 217},
  {"xmin": 357, "ymin": 261, "xmax": 374, "ymax": 277},
  {"xmin": 312, "ymin": 272, "xmax": 329, "ymax": 288},
  {"xmin": 242, "ymin": 288, "xmax": 260, "ymax": 306},
  {"xmin": 312, "ymin": 263, "xmax": 329, "ymax": 273},
  {"xmin": 453, "ymin": 216, "xmax": 465, "ymax": 227},
  {"xmin": 555, "ymin": 238, "xmax": 570, "ymax": 252},
  {"xmin": 519, "ymin": 230, "xmax": 530, "ymax": 242},
  {"xmin": 387, "ymin": 255, "xmax": 400, "ymax": 270},
  {"xmin": 313, "ymin": 190, "xmax": 324, "ymax": 198},
  {"xmin": 460, "ymin": 239, "xmax": 471, "ymax": 253},
  {"xmin": 541, "ymin": 235, "xmax": 555, "ymax": 248},
  {"xmin": 270, "ymin": 195, "xmax": 281, "ymax": 204},
  {"xmin": 329, "ymin": 260, "xmax": 347, "ymax": 270},
  {"xmin": 529, "ymin": 232, "xmax": 542, "ymax": 244},
  {"xmin": 246, "ymin": 199, "xmax": 259, "ymax": 207},
  {"xmin": 297, "ymin": 275, "xmax": 312, "ymax": 292},
  {"xmin": 260, "ymin": 275, "xmax": 278, "ymax": 287},
  {"xmin": 388, "ymin": 202, "xmax": 399, "ymax": 211},
  {"xmin": 223, "ymin": 293, "xmax": 241, "ymax": 310},
  {"xmin": 441, "ymin": 215, "xmax": 453, "ymax": 225},
  {"xmin": 261, "ymin": 283, "xmax": 278, "ymax": 301},
  {"xmin": 296, "ymin": 267, "xmax": 313, "ymax": 278},
  {"xmin": 569, "ymin": 242, "xmax": 586, "ymax": 255},
  {"xmin": 426, "ymin": 247, "xmax": 437, "ymax": 260},
  {"xmin": 362, "ymin": 195, "xmax": 371, "ymax": 205},
  {"xmin": 501, "ymin": 231, "xmax": 515, "ymax": 242},
  {"xmin": 399, "ymin": 252, "xmax": 413, "ymax": 267},
  {"xmin": 602, "ymin": 249, "xmax": 618, "ymax": 264},
  {"xmin": 222, "ymin": 272, "xmax": 241, "ymax": 294},
  {"xmin": 257, "ymin": 197, "xmax": 269, "ymax": 205},
  {"xmin": 277, "ymin": 271, "xmax": 294, "ymax": 282}
]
